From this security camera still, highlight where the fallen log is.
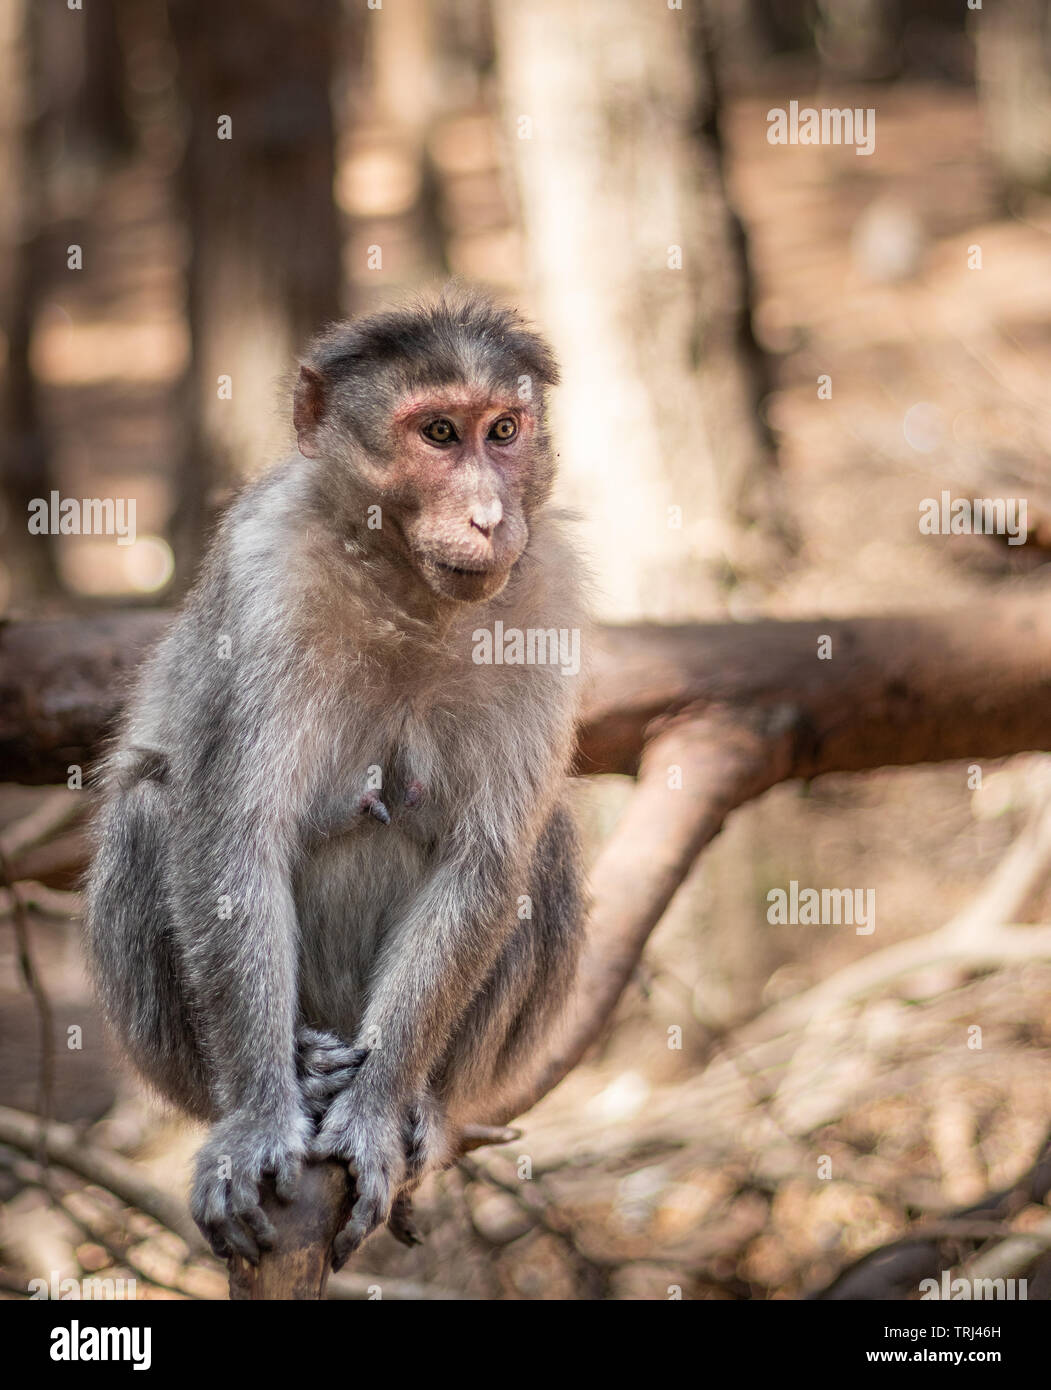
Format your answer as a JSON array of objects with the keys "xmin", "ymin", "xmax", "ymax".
[{"xmin": 3, "ymin": 590, "xmax": 1051, "ymax": 785}]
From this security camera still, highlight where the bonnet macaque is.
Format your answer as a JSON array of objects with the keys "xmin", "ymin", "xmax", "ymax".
[{"xmin": 86, "ymin": 291, "xmax": 586, "ymax": 1268}]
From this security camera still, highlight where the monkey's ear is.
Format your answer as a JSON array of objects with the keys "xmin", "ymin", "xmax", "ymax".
[{"xmin": 293, "ymin": 365, "xmax": 325, "ymax": 458}]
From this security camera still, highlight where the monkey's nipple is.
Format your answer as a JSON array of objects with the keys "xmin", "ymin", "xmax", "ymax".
[
  {"xmin": 357, "ymin": 791, "xmax": 391, "ymax": 825},
  {"xmin": 404, "ymin": 779, "xmax": 426, "ymax": 809}
]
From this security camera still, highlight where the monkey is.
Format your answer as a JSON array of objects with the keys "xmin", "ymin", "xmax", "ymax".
[{"xmin": 84, "ymin": 290, "xmax": 587, "ymax": 1269}]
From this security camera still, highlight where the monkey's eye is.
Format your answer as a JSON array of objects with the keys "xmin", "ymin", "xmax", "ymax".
[
  {"xmin": 421, "ymin": 418, "xmax": 458, "ymax": 444},
  {"xmin": 488, "ymin": 417, "xmax": 517, "ymax": 443}
]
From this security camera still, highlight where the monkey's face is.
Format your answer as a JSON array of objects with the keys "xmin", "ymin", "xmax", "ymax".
[
  {"xmin": 294, "ymin": 297, "xmax": 561, "ymax": 604},
  {"xmin": 381, "ymin": 389, "xmax": 545, "ymax": 604}
]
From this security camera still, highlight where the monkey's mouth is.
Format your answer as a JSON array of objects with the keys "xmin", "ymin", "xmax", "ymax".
[
  {"xmin": 435, "ymin": 561, "xmax": 489, "ymax": 578},
  {"xmin": 422, "ymin": 553, "xmax": 511, "ymax": 603}
]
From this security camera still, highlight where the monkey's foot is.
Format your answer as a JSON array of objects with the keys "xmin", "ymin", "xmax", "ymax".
[{"xmin": 295, "ymin": 1026, "xmax": 369, "ymax": 1124}]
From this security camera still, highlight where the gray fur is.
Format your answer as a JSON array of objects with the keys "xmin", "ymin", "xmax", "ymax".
[{"xmin": 84, "ymin": 291, "xmax": 586, "ymax": 1267}]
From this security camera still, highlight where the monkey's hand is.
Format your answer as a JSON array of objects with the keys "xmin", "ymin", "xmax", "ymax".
[
  {"xmin": 295, "ymin": 1026, "xmax": 369, "ymax": 1125},
  {"xmin": 386, "ymin": 1090, "xmax": 452, "ymax": 1249},
  {"xmin": 310, "ymin": 1084, "xmax": 452, "ymax": 1265},
  {"xmin": 309, "ymin": 1091, "xmax": 407, "ymax": 1267},
  {"xmin": 191, "ymin": 1108, "xmax": 311, "ymax": 1265},
  {"xmin": 401, "ymin": 1088, "xmax": 452, "ymax": 1186}
]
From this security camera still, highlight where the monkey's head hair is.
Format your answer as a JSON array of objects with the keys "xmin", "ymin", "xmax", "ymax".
[{"xmin": 296, "ymin": 287, "xmax": 559, "ymax": 460}]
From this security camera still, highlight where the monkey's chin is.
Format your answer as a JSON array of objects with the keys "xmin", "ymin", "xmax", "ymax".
[{"xmin": 420, "ymin": 558, "xmax": 511, "ymax": 604}]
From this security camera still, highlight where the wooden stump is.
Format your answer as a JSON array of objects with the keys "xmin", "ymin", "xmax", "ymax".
[{"xmin": 227, "ymin": 1160, "xmax": 352, "ymax": 1301}]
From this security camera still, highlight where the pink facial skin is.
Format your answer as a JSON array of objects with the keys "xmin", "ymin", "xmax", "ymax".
[{"xmin": 385, "ymin": 389, "xmax": 539, "ymax": 603}]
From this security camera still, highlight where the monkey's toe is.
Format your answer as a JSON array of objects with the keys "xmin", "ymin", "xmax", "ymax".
[
  {"xmin": 388, "ymin": 1194, "xmax": 423, "ymax": 1247},
  {"xmin": 237, "ymin": 1203, "xmax": 277, "ymax": 1249}
]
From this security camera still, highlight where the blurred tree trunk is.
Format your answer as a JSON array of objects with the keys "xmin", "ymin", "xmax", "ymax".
[
  {"xmin": 342, "ymin": 0, "xmax": 446, "ymax": 296},
  {"xmin": 80, "ymin": 0, "xmax": 134, "ymax": 160},
  {"xmin": 166, "ymin": 0, "xmax": 347, "ymax": 585},
  {"xmin": 815, "ymin": 0, "xmax": 904, "ymax": 79},
  {"xmin": 974, "ymin": 0, "xmax": 1051, "ymax": 194},
  {"xmin": 492, "ymin": 0, "xmax": 787, "ymax": 621},
  {"xmin": 0, "ymin": 0, "xmax": 141, "ymax": 612},
  {"xmin": 0, "ymin": 0, "xmax": 59, "ymax": 607}
]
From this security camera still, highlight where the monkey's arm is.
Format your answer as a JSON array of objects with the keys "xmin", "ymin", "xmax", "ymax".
[
  {"xmin": 167, "ymin": 781, "xmax": 312, "ymax": 1264},
  {"xmin": 313, "ymin": 830, "xmax": 523, "ymax": 1262}
]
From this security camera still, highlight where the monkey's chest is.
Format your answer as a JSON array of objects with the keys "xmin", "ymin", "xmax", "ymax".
[
  {"xmin": 305, "ymin": 713, "xmax": 449, "ymax": 847},
  {"xmin": 292, "ymin": 721, "xmax": 456, "ymax": 1029}
]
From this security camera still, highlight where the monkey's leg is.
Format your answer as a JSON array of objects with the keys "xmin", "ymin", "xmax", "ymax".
[
  {"xmin": 376, "ymin": 809, "xmax": 582, "ymax": 1253},
  {"xmin": 437, "ymin": 801, "xmax": 585, "ymax": 1113},
  {"xmin": 85, "ymin": 773, "xmax": 212, "ymax": 1118}
]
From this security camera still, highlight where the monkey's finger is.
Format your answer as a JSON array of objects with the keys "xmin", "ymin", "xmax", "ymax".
[
  {"xmin": 296, "ymin": 1030, "xmax": 367, "ymax": 1073},
  {"xmin": 236, "ymin": 1202, "xmax": 277, "ymax": 1252},
  {"xmin": 300, "ymin": 1082, "xmax": 355, "ymax": 1126},
  {"xmin": 388, "ymin": 1197, "xmax": 422, "ymax": 1248},
  {"xmin": 333, "ymin": 1181, "xmax": 389, "ymax": 1266},
  {"xmin": 331, "ymin": 1215, "xmax": 370, "ymax": 1271},
  {"xmin": 331, "ymin": 1232, "xmax": 354, "ymax": 1272},
  {"xmin": 306, "ymin": 1132, "xmax": 336, "ymax": 1161},
  {"xmin": 271, "ymin": 1154, "xmax": 302, "ymax": 1204},
  {"xmin": 305, "ymin": 1112, "xmax": 345, "ymax": 1159},
  {"xmin": 389, "ymin": 1219, "xmax": 422, "ymax": 1248},
  {"xmin": 332, "ymin": 1198, "xmax": 384, "ymax": 1266},
  {"xmin": 211, "ymin": 1216, "xmax": 261, "ymax": 1266},
  {"xmin": 302, "ymin": 1066, "xmax": 363, "ymax": 1100},
  {"xmin": 304, "ymin": 1047, "xmax": 369, "ymax": 1078},
  {"xmin": 194, "ymin": 1180, "xmax": 238, "ymax": 1255},
  {"xmin": 203, "ymin": 1227, "xmax": 231, "ymax": 1261},
  {"xmin": 458, "ymin": 1123, "xmax": 522, "ymax": 1152},
  {"xmin": 318, "ymin": 1046, "xmax": 369, "ymax": 1074},
  {"xmin": 221, "ymin": 1223, "xmax": 261, "ymax": 1267}
]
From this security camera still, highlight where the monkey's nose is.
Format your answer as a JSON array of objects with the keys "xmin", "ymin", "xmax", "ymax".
[{"xmin": 469, "ymin": 498, "xmax": 503, "ymax": 537}]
